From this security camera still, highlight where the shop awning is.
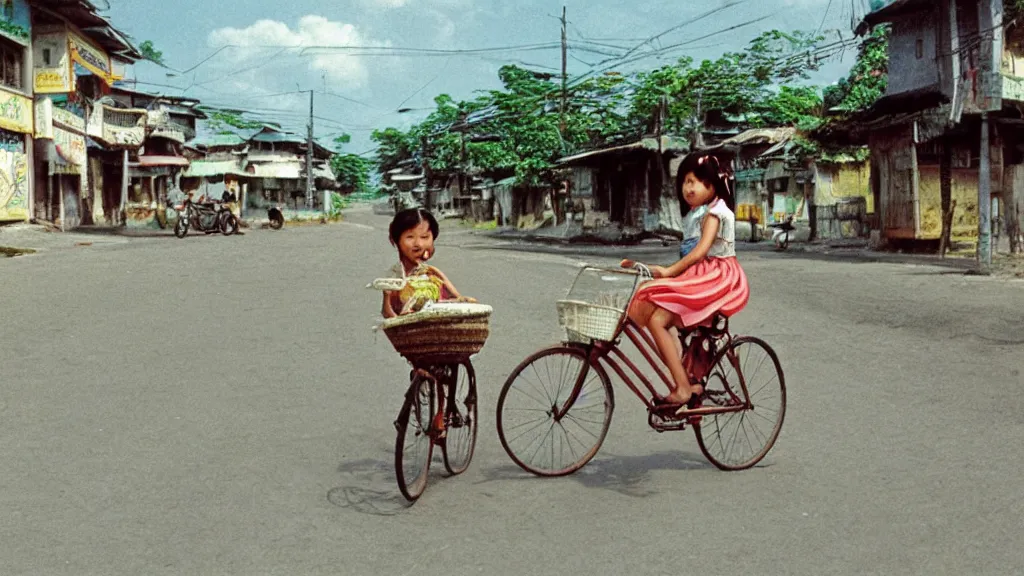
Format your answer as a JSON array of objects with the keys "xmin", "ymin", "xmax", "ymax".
[
  {"xmin": 248, "ymin": 161, "xmax": 302, "ymax": 179},
  {"xmin": 183, "ymin": 160, "xmax": 248, "ymax": 178},
  {"xmin": 137, "ymin": 155, "xmax": 190, "ymax": 167}
]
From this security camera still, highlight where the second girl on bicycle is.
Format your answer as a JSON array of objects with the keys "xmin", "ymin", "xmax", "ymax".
[{"xmin": 621, "ymin": 153, "xmax": 749, "ymax": 414}]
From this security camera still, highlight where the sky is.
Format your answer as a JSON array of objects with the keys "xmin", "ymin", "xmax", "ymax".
[{"xmin": 100, "ymin": 0, "xmax": 877, "ymax": 156}]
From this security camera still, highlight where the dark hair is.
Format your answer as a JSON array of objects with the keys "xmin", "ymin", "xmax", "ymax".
[
  {"xmin": 675, "ymin": 153, "xmax": 735, "ymax": 218},
  {"xmin": 389, "ymin": 208, "xmax": 439, "ymax": 244}
]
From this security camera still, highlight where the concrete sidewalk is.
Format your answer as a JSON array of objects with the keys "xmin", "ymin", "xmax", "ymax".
[
  {"xmin": 463, "ymin": 228, "xmax": 1012, "ymax": 273},
  {"xmin": 0, "ymin": 223, "xmax": 136, "ymax": 254}
]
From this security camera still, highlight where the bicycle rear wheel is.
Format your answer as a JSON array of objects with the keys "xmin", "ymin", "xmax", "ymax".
[
  {"xmin": 395, "ymin": 374, "xmax": 434, "ymax": 501},
  {"xmin": 496, "ymin": 346, "xmax": 613, "ymax": 477},
  {"xmin": 695, "ymin": 336, "xmax": 786, "ymax": 471},
  {"xmin": 441, "ymin": 362, "xmax": 478, "ymax": 475}
]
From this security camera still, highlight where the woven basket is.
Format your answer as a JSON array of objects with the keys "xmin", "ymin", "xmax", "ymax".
[
  {"xmin": 556, "ymin": 299, "xmax": 625, "ymax": 343},
  {"xmin": 382, "ymin": 303, "xmax": 492, "ymax": 365}
]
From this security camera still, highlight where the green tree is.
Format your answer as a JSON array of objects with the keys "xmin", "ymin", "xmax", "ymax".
[
  {"xmin": 630, "ymin": 30, "xmax": 825, "ymax": 141},
  {"xmin": 370, "ymin": 127, "xmax": 418, "ymax": 174},
  {"xmin": 330, "ymin": 154, "xmax": 372, "ymax": 195},
  {"xmin": 139, "ymin": 40, "xmax": 165, "ymax": 66},
  {"xmin": 823, "ymin": 25, "xmax": 889, "ymax": 115},
  {"xmin": 200, "ymin": 108, "xmax": 268, "ymax": 135}
]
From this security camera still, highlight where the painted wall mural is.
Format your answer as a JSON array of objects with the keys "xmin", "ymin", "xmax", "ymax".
[
  {"xmin": 0, "ymin": 129, "xmax": 28, "ymax": 221},
  {"xmin": 0, "ymin": 0, "xmax": 30, "ymax": 46},
  {"xmin": 0, "ymin": 87, "xmax": 32, "ymax": 134}
]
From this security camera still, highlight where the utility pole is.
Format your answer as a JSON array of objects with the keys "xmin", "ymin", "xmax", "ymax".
[
  {"xmin": 306, "ymin": 90, "xmax": 315, "ymax": 211},
  {"xmin": 559, "ymin": 5, "xmax": 567, "ymax": 136},
  {"xmin": 978, "ymin": 112, "xmax": 992, "ymax": 271}
]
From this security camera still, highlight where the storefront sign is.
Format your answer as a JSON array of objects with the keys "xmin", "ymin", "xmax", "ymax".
[
  {"xmin": 68, "ymin": 31, "xmax": 111, "ymax": 83},
  {"xmin": 0, "ymin": 0, "xmax": 31, "ymax": 46},
  {"xmin": 52, "ymin": 106, "xmax": 85, "ymax": 133},
  {"xmin": 34, "ymin": 96, "xmax": 52, "ymax": 138},
  {"xmin": 33, "ymin": 29, "xmax": 72, "ymax": 93},
  {"xmin": 0, "ymin": 87, "xmax": 33, "ymax": 134},
  {"xmin": 54, "ymin": 126, "xmax": 86, "ymax": 166}
]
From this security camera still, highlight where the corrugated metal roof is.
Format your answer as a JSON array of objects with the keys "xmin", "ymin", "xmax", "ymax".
[
  {"xmin": 249, "ymin": 162, "xmax": 302, "ymax": 179},
  {"xmin": 138, "ymin": 155, "xmax": 190, "ymax": 168},
  {"xmin": 183, "ymin": 160, "xmax": 248, "ymax": 178},
  {"xmin": 194, "ymin": 133, "xmax": 246, "ymax": 148},
  {"xmin": 556, "ymin": 136, "xmax": 689, "ymax": 165}
]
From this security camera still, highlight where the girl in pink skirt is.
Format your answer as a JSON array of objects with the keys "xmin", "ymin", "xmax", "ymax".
[{"xmin": 621, "ymin": 153, "xmax": 750, "ymax": 414}]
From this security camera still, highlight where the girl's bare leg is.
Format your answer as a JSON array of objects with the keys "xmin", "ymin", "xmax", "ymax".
[{"xmin": 649, "ymin": 308, "xmax": 701, "ymax": 404}]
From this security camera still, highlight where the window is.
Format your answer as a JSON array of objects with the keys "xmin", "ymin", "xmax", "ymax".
[
  {"xmin": 42, "ymin": 48, "xmax": 51, "ymax": 66},
  {"xmin": 0, "ymin": 37, "xmax": 23, "ymax": 91},
  {"xmin": 915, "ymin": 38, "xmax": 924, "ymax": 59}
]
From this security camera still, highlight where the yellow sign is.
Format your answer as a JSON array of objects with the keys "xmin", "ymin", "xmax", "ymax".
[
  {"xmin": 34, "ymin": 68, "xmax": 70, "ymax": 92},
  {"xmin": 68, "ymin": 31, "xmax": 111, "ymax": 83},
  {"xmin": 0, "ymin": 87, "xmax": 33, "ymax": 134}
]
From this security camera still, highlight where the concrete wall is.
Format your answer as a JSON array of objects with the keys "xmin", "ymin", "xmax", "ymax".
[{"xmin": 887, "ymin": 13, "xmax": 942, "ymax": 96}]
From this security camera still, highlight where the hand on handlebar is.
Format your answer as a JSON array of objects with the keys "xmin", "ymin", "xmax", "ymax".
[{"xmin": 620, "ymin": 259, "xmax": 663, "ymax": 278}]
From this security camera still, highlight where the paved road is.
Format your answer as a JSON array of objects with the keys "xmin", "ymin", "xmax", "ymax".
[{"xmin": 2, "ymin": 207, "xmax": 1022, "ymax": 575}]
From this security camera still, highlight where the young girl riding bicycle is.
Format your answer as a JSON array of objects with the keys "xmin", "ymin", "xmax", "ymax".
[
  {"xmin": 381, "ymin": 208, "xmax": 475, "ymax": 318},
  {"xmin": 621, "ymin": 153, "xmax": 749, "ymax": 415}
]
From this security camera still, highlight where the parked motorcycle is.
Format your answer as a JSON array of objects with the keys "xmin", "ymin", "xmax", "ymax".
[
  {"xmin": 768, "ymin": 216, "xmax": 796, "ymax": 250},
  {"xmin": 267, "ymin": 206, "xmax": 284, "ymax": 230},
  {"xmin": 173, "ymin": 195, "xmax": 238, "ymax": 238}
]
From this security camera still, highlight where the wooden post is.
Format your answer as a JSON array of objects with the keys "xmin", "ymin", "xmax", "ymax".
[
  {"xmin": 979, "ymin": 113, "xmax": 992, "ymax": 269},
  {"xmin": 939, "ymin": 137, "xmax": 952, "ymax": 257},
  {"xmin": 45, "ymin": 171, "xmax": 54, "ymax": 222},
  {"xmin": 59, "ymin": 176, "xmax": 66, "ymax": 232},
  {"xmin": 120, "ymin": 148, "xmax": 129, "ymax": 226}
]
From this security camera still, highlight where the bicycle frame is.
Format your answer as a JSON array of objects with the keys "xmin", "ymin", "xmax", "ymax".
[
  {"xmin": 552, "ymin": 265, "xmax": 753, "ymax": 424},
  {"xmin": 400, "ymin": 364, "xmax": 464, "ymax": 439}
]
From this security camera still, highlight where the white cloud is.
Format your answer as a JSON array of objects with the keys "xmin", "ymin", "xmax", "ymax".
[
  {"xmin": 358, "ymin": 0, "xmax": 474, "ymax": 9},
  {"xmin": 208, "ymin": 16, "xmax": 388, "ymax": 87}
]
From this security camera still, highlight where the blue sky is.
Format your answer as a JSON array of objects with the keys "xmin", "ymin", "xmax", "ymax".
[{"xmin": 102, "ymin": 0, "xmax": 874, "ymax": 155}]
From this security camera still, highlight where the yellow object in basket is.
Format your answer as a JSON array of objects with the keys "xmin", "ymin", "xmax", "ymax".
[{"xmin": 398, "ymin": 265, "xmax": 445, "ymax": 315}]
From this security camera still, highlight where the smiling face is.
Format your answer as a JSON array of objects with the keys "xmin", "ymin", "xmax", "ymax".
[
  {"xmin": 681, "ymin": 171, "xmax": 716, "ymax": 208},
  {"xmin": 395, "ymin": 219, "xmax": 436, "ymax": 266}
]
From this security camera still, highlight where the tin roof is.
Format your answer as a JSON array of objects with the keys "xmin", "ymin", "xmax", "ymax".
[
  {"xmin": 183, "ymin": 160, "xmax": 248, "ymax": 178},
  {"xmin": 556, "ymin": 135, "xmax": 689, "ymax": 165}
]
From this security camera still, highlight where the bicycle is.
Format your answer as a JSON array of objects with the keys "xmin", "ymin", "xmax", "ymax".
[
  {"xmin": 496, "ymin": 264, "xmax": 786, "ymax": 475},
  {"xmin": 369, "ymin": 284, "xmax": 491, "ymax": 502}
]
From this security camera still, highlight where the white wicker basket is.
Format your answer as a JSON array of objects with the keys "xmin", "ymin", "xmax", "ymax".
[{"xmin": 556, "ymin": 299, "xmax": 625, "ymax": 343}]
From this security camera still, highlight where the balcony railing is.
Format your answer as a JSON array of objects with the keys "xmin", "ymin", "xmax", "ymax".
[{"xmin": 87, "ymin": 104, "xmax": 147, "ymax": 148}]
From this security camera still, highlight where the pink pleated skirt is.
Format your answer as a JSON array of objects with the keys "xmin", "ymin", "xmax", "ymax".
[{"xmin": 631, "ymin": 256, "xmax": 749, "ymax": 328}]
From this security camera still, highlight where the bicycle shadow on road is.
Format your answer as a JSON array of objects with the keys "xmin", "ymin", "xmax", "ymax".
[
  {"xmin": 327, "ymin": 456, "xmax": 412, "ymax": 517},
  {"xmin": 477, "ymin": 450, "xmax": 713, "ymax": 498}
]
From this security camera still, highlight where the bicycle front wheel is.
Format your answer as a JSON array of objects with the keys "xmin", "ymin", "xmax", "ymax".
[
  {"xmin": 441, "ymin": 361, "xmax": 478, "ymax": 476},
  {"xmin": 695, "ymin": 336, "xmax": 786, "ymax": 471},
  {"xmin": 395, "ymin": 374, "xmax": 434, "ymax": 501},
  {"xmin": 496, "ymin": 346, "xmax": 613, "ymax": 477}
]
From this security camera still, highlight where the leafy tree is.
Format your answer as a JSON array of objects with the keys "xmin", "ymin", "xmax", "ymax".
[
  {"xmin": 629, "ymin": 30, "xmax": 826, "ymax": 143},
  {"xmin": 139, "ymin": 40, "xmax": 165, "ymax": 66},
  {"xmin": 823, "ymin": 25, "xmax": 889, "ymax": 115},
  {"xmin": 370, "ymin": 127, "xmax": 418, "ymax": 174},
  {"xmin": 200, "ymin": 108, "xmax": 267, "ymax": 135},
  {"xmin": 330, "ymin": 154, "xmax": 372, "ymax": 195},
  {"xmin": 327, "ymin": 132, "xmax": 371, "ymax": 194}
]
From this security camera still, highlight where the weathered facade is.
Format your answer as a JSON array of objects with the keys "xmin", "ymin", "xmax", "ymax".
[
  {"xmin": 104, "ymin": 87, "xmax": 204, "ymax": 228},
  {"xmin": 27, "ymin": 0, "xmax": 142, "ymax": 230},
  {"xmin": 0, "ymin": 0, "xmax": 33, "ymax": 224},
  {"xmin": 708, "ymin": 127, "xmax": 874, "ymax": 241},
  {"xmin": 855, "ymin": 0, "xmax": 1023, "ymax": 247},
  {"xmin": 556, "ymin": 136, "xmax": 689, "ymax": 238}
]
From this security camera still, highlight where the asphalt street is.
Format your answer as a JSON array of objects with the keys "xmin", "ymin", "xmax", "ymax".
[{"xmin": 1, "ymin": 206, "xmax": 1022, "ymax": 575}]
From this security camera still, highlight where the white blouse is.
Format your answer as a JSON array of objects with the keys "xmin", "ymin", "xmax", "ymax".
[{"xmin": 705, "ymin": 199, "xmax": 736, "ymax": 258}]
